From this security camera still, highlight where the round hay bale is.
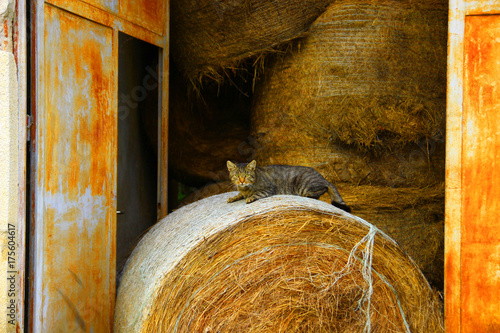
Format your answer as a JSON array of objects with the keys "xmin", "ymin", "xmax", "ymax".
[
  {"xmin": 247, "ymin": 140, "xmax": 445, "ymax": 187},
  {"xmin": 178, "ymin": 181, "xmax": 445, "ymax": 289},
  {"xmin": 115, "ymin": 193, "xmax": 444, "ymax": 332},
  {"xmin": 251, "ymin": 0, "xmax": 447, "ymax": 186},
  {"xmin": 170, "ymin": 0, "xmax": 334, "ymax": 83},
  {"xmin": 252, "ymin": 0, "xmax": 447, "ymax": 150}
]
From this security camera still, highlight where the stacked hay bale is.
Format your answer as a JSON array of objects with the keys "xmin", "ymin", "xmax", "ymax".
[
  {"xmin": 167, "ymin": 0, "xmax": 447, "ymax": 291},
  {"xmin": 246, "ymin": 0, "xmax": 448, "ymax": 288},
  {"xmin": 115, "ymin": 194, "xmax": 444, "ymax": 332},
  {"xmin": 169, "ymin": 0, "xmax": 339, "ymax": 186},
  {"xmin": 171, "ymin": 0, "xmax": 335, "ymax": 84},
  {"xmin": 251, "ymin": 0, "xmax": 447, "ymax": 187}
]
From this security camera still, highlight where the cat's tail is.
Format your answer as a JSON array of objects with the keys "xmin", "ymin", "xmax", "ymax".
[{"xmin": 327, "ymin": 184, "xmax": 351, "ymax": 213}]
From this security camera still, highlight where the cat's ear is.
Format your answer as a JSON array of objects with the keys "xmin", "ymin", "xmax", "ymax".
[
  {"xmin": 227, "ymin": 160, "xmax": 237, "ymax": 171},
  {"xmin": 247, "ymin": 160, "xmax": 257, "ymax": 171}
]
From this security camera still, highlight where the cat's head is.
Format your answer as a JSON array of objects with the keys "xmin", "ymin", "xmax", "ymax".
[{"xmin": 227, "ymin": 160, "xmax": 256, "ymax": 188}]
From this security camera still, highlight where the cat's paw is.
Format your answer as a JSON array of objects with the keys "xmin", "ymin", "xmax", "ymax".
[
  {"xmin": 245, "ymin": 197, "xmax": 256, "ymax": 204},
  {"xmin": 227, "ymin": 197, "xmax": 238, "ymax": 203}
]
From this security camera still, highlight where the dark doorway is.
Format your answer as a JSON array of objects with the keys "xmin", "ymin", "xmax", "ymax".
[{"xmin": 117, "ymin": 33, "xmax": 160, "ymax": 274}]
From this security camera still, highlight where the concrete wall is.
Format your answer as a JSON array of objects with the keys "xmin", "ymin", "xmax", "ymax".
[{"xmin": 0, "ymin": 0, "xmax": 19, "ymax": 331}]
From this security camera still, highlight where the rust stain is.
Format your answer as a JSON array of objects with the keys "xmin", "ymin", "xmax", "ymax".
[
  {"xmin": 120, "ymin": 0, "xmax": 165, "ymax": 35},
  {"xmin": 43, "ymin": 201, "xmax": 112, "ymax": 331},
  {"xmin": 39, "ymin": 5, "xmax": 116, "ymax": 332},
  {"xmin": 466, "ymin": 2, "xmax": 500, "ymax": 16},
  {"xmin": 2, "ymin": 18, "xmax": 8, "ymax": 50},
  {"xmin": 444, "ymin": 247, "xmax": 460, "ymax": 315},
  {"xmin": 461, "ymin": 14, "xmax": 500, "ymax": 332},
  {"xmin": 444, "ymin": 188, "xmax": 461, "ymax": 332},
  {"xmin": 463, "ymin": 14, "xmax": 500, "ymax": 243},
  {"xmin": 89, "ymin": 45, "xmax": 113, "ymax": 197},
  {"xmin": 12, "ymin": 0, "xmax": 19, "ymax": 66},
  {"xmin": 461, "ymin": 243, "xmax": 500, "ymax": 331},
  {"xmin": 79, "ymin": 0, "xmax": 119, "ymax": 14},
  {"xmin": 46, "ymin": 0, "xmax": 165, "ymax": 46},
  {"xmin": 44, "ymin": 5, "xmax": 116, "ymax": 199}
]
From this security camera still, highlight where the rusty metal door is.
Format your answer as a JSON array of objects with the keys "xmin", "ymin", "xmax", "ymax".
[
  {"xmin": 32, "ymin": 4, "xmax": 118, "ymax": 332},
  {"xmin": 446, "ymin": 1, "xmax": 500, "ymax": 332},
  {"xmin": 31, "ymin": 0, "xmax": 168, "ymax": 331}
]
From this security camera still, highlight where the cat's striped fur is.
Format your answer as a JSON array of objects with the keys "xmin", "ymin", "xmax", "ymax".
[{"xmin": 227, "ymin": 160, "xmax": 351, "ymax": 213}]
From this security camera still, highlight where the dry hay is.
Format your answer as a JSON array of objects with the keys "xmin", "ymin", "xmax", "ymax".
[
  {"xmin": 247, "ymin": 140, "xmax": 445, "ymax": 188},
  {"xmin": 338, "ymin": 183, "xmax": 445, "ymax": 289},
  {"xmin": 251, "ymin": 0, "xmax": 448, "ymax": 186},
  {"xmin": 179, "ymin": 181, "xmax": 444, "ymax": 289},
  {"xmin": 252, "ymin": 0, "xmax": 447, "ymax": 150},
  {"xmin": 115, "ymin": 194, "xmax": 443, "ymax": 332},
  {"xmin": 170, "ymin": 0, "xmax": 334, "ymax": 83}
]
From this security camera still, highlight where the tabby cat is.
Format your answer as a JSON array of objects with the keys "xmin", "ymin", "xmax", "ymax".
[{"xmin": 226, "ymin": 160, "xmax": 351, "ymax": 213}]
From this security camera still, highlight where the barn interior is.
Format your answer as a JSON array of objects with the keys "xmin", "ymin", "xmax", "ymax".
[
  {"xmin": 165, "ymin": 0, "xmax": 447, "ymax": 291},
  {"xmin": 118, "ymin": 0, "xmax": 449, "ymax": 331}
]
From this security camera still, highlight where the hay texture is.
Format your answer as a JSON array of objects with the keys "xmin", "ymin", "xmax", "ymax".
[
  {"xmin": 170, "ymin": 0, "xmax": 334, "ymax": 83},
  {"xmin": 251, "ymin": 0, "xmax": 447, "ymax": 186},
  {"xmin": 246, "ymin": 139, "xmax": 445, "ymax": 188},
  {"xmin": 115, "ymin": 193, "xmax": 443, "ymax": 332},
  {"xmin": 179, "ymin": 182, "xmax": 445, "ymax": 288},
  {"xmin": 252, "ymin": 0, "xmax": 447, "ymax": 149}
]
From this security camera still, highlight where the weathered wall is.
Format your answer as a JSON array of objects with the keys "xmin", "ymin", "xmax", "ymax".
[
  {"xmin": 0, "ymin": 0, "xmax": 14, "ymax": 52},
  {"xmin": 0, "ymin": 0, "xmax": 19, "ymax": 331}
]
